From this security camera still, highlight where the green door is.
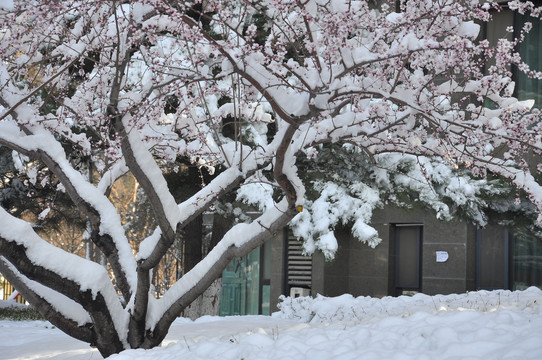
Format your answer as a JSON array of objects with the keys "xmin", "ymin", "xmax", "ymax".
[
  {"xmin": 220, "ymin": 248, "xmax": 260, "ymax": 316},
  {"xmin": 220, "ymin": 241, "xmax": 272, "ymax": 316}
]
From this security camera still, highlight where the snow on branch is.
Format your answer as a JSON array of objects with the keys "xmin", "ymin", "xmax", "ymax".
[
  {"xmin": 0, "ymin": 257, "xmax": 92, "ymax": 326},
  {"xmin": 117, "ymin": 114, "xmax": 181, "ymax": 234},
  {"xmin": 0, "ymin": 208, "xmax": 128, "ymax": 344},
  {"xmin": 0, "ymin": 120, "xmax": 137, "ymax": 290},
  {"xmin": 147, "ymin": 198, "xmax": 296, "ymax": 332}
]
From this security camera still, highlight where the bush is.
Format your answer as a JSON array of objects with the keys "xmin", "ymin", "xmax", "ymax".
[{"xmin": 0, "ymin": 301, "xmax": 45, "ymax": 321}]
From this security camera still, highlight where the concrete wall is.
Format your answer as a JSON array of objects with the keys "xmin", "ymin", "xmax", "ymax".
[
  {"xmin": 422, "ymin": 217, "xmax": 469, "ymax": 295},
  {"xmin": 269, "ymin": 204, "xmax": 512, "ymax": 306},
  {"xmin": 269, "ymin": 231, "xmax": 286, "ymax": 313},
  {"xmin": 311, "ymin": 226, "xmax": 389, "ymax": 298},
  {"xmin": 311, "ymin": 206, "xmax": 478, "ymax": 298}
]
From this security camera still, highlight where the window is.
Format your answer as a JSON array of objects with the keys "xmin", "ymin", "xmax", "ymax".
[
  {"xmin": 516, "ymin": 10, "xmax": 542, "ymax": 109},
  {"xmin": 476, "ymin": 225, "xmax": 542, "ymax": 291},
  {"xmin": 219, "ymin": 241, "xmax": 272, "ymax": 316},
  {"xmin": 511, "ymin": 227, "xmax": 542, "ymax": 290},
  {"xmin": 484, "ymin": 4, "xmax": 542, "ymax": 113}
]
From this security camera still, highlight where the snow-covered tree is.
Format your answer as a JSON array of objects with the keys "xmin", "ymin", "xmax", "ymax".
[{"xmin": 1, "ymin": 0, "xmax": 542, "ymax": 356}]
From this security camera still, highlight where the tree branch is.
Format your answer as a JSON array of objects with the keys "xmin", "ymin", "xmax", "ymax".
[
  {"xmin": 143, "ymin": 199, "xmax": 297, "ymax": 348},
  {"xmin": 0, "ymin": 257, "xmax": 96, "ymax": 345},
  {"xmin": 0, "ymin": 236, "xmax": 124, "ymax": 356},
  {"xmin": 0, "ymin": 57, "xmax": 81, "ymax": 122},
  {"xmin": 0, "ymin": 124, "xmax": 135, "ymax": 301},
  {"xmin": 114, "ymin": 115, "xmax": 180, "ymax": 251},
  {"xmin": 181, "ymin": 14, "xmax": 300, "ymax": 127},
  {"xmin": 274, "ymin": 124, "xmax": 300, "ymax": 207}
]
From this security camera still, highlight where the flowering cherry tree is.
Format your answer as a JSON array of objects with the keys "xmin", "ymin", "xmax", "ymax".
[{"xmin": 1, "ymin": 0, "xmax": 542, "ymax": 356}]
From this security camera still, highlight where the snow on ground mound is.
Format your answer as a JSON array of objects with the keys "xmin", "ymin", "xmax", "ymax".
[
  {"xmin": 105, "ymin": 288, "xmax": 542, "ymax": 360},
  {"xmin": 2, "ymin": 288, "xmax": 541, "ymax": 360},
  {"xmin": 273, "ymin": 287, "xmax": 542, "ymax": 324}
]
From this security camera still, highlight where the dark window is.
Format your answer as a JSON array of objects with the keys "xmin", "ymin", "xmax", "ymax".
[
  {"xmin": 511, "ymin": 227, "xmax": 542, "ymax": 290},
  {"xmin": 483, "ymin": 5, "xmax": 542, "ymax": 115},
  {"xmin": 515, "ymin": 10, "xmax": 542, "ymax": 110},
  {"xmin": 476, "ymin": 225, "xmax": 542, "ymax": 291}
]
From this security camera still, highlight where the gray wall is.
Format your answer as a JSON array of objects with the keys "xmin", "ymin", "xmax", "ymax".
[
  {"xmin": 311, "ymin": 206, "xmax": 478, "ymax": 298},
  {"xmin": 269, "ymin": 231, "xmax": 286, "ymax": 313},
  {"xmin": 270, "ymin": 205, "xmax": 511, "ymax": 307}
]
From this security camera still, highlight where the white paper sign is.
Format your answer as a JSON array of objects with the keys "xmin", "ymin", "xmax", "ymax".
[{"xmin": 436, "ymin": 251, "xmax": 449, "ymax": 263}]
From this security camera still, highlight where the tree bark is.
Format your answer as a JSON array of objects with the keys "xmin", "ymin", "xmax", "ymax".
[
  {"xmin": 0, "ymin": 257, "xmax": 96, "ymax": 345},
  {"xmin": 183, "ymin": 214, "xmax": 203, "ymax": 273},
  {"xmin": 0, "ymin": 237, "xmax": 125, "ymax": 357},
  {"xmin": 183, "ymin": 278, "xmax": 222, "ymax": 320}
]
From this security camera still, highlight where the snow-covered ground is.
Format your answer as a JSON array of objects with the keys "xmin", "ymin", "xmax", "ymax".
[{"xmin": 1, "ymin": 288, "xmax": 541, "ymax": 360}]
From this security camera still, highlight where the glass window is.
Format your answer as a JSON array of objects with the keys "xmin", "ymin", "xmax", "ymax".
[
  {"xmin": 219, "ymin": 241, "xmax": 272, "ymax": 316},
  {"xmin": 484, "ymin": 8, "xmax": 542, "ymax": 114},
  {"xmin": 512, "ymin": 227, "xmax": 542, "ymax": 290},
  {"xmin": 517, "ymin": 12, "xmax": 542, "ymax": 110},
  {"xmin": 261, "ymin": 285, "xmax": 271, "ymax": 315}
]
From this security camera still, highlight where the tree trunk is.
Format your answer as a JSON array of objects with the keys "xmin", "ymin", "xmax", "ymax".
[
  {"xmin": 183, "ymin": 213, "xmax": 223, "ymax": 319},
  {"xmin": 183, "ymin": 214, "xmax": 203, "ymax": 273},
  {"xmin": 183, "ymin": 278, "xmax": 222, "ymax": 320}
]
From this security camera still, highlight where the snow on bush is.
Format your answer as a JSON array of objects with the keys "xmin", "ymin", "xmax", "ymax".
[
  {"xmin": 0, "ymin": 300, "xmax": 44, "ymax": 320},
  {"xmin": 104, "ymin": 288, "xmax": 542, "ymax": 360},
  {"xmin": 274, "ymin": 287, "xmax": 542, "ymax": 324},
  {"xmin": 0, "ymin": 299, "xmax": 26, "ymax": 310}
]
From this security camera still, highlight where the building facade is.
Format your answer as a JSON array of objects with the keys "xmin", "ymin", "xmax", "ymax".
[
  {"xmin": 220, "ymin": 205, "xmax": 542, "ymax": 316},
  {"xmin": 219, "ymin": 1, "xmax": 542, "ymax": 316}
]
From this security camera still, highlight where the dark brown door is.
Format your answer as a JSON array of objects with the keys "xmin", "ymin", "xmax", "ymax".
[{"xmin": 395, "ymin": 225, "xmax": 422, "ymax": 295}]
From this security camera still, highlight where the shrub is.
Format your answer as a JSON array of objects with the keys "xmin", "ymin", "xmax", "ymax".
[{"xmin": 0, "ymin": 301, "xmax": 45, "ymax": 321}]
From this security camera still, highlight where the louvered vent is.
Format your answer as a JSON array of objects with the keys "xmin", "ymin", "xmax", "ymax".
[{"xmin": 287, "ymin": 237, "xmax": 312, "ymax": 287}]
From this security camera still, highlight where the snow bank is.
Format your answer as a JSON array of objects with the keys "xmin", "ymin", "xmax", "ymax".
[
  {"xmin": 274, "ymin": 287, "xmax": 542, "ymax": 323},
  {"xmin": 4, "ymin": 288, "xmax": 542, "ymax": 360},
  {"xmin": 105, "ymin": 288, "xmax": 542, "ymax": 360}
]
